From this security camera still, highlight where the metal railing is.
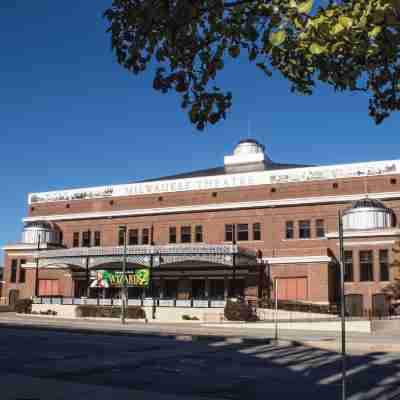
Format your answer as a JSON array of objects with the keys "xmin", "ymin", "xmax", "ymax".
[{"xmin": 33, "ymin": 297, "xmax": 226, "ymax": 308}]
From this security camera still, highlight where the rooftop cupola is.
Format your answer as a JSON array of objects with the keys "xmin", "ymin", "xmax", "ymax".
[
  {"xmin": 224, "ymin": 139, "xmax": 270, "ymax": 173},
  {"xmin": 343, "ymin": 198, "xmax": 396, "ymax": 231},
  {"xmin": 21, "ymin": 221, "xmax": 61, "ymax": 245}
]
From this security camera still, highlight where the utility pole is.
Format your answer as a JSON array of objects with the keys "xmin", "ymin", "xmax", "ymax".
[
  {"xmin": 338, "ymin": 210, "xmax": 347, "ymax": 400},
  {"xmin": 119, "ymin": 225, "xmax": 127, "ymax": 325},
  {"xmin": 274, "ymin": 279, "xmax": 279, "ymax": 343}
]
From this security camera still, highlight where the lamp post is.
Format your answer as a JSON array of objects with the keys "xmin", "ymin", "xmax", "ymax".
[
  {"xmin": 119, "ymin": 225, "xmax": 128, "ymax": 325},
  {"xmin": 338, "ymin": 210, "xmax": 347, "ymax": 400},
  {"xmin": 231, "ymin": 224, "xmax": 236, "ymax": 297},
  {"xmin": 34, "ymin": 233, "xmax": 41, "ymax": 298}
]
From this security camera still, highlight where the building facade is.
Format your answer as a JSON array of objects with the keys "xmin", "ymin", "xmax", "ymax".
[{"xmin": 3, "ymin": 139, "xmax": 400, "ymax": 315}]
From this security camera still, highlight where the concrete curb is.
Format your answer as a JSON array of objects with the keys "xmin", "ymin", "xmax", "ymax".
[{"xmin": 1, "ymin": 316, "xmax": 398, "ymax": 354}]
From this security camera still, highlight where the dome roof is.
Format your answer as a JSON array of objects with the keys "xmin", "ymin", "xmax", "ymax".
[
  {"xmin": 233, "ymin": 139, "xmax": 265, "ymax": 156},
  {"xmin": 24, "ymin": 221, "xmax": 54, "ymax": 230},
  {"xmin": 343, "ymin": 197, "xmax": 395, "ymax": 231},
  {"xmin": 345, "ymin": 198, "xmax": 393, "ymax": 214}
]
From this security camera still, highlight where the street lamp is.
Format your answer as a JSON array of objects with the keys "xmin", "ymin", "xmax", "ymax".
[
  {"xmin": 34, "ymin": 233, "xmax": 41, "ymax": 298},
  {"xmin": 338, "ymin": 210, "xmax": 347, "ymax": 400},
  {"xmin": 119, "ymin": 225, "xmax": 128, "ymax": 325}
]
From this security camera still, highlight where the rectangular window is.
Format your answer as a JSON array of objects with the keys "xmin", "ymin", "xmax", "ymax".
[
  {"xmin": 82, "ymin": 230, "xmax": 91, "ymax": 247},
  {"xmin": 285, "ymin": 221, "xmax": 294, "ymax": 239},
  {"xmin": 181, "ymin": 226, "xmax": 191, "ymax": 243},
  {"xmin": 94, "ymin": 231, "xmax": 101, "ymax": 247},
  {"xmin": 19, "ymin": 260, "xmax": 26, "ymax": 283},
  {"xmin": 225, "ymin": 224, "xmax": 234, "ymax": 242},
  {"xmin": 253, "ymin": 223, "xmax": 261, "ymax": 241},
  {"xmin": 237, "ymin": 224, "xmax": 249, "ymax": 241},
  {"xmin": 299, "ymin": 220, "xmax": 311, "ymax": 239},
  {"xmin": 344, "ymin": 251, "xmax": 354, "ymax": 282},
  {"xmin": 169, "ymin": 227, "xmax": 177, "ymax": 244},
  {"xmin": 360, "ymin": 250, "xmax": 374, "ymax": 281},
  {"xmin": 73, "ymin": 232, "xmax": 80, "ymax": 248},
  {"xmin": 142, "ymin": 228, "xmax": 150, "ymax": 245},
  {"xmin": 118, "ymin": 228, "xmax": 125, "ymax": 246},
  {"xmin": 379, "ymin": 250, "xmax": 390, "ymax": 281},
  {"xmin": 195, "ymin": 225, "xmax": 203, "ymax": 243},
  {"xmin": 316, "ymin": 219, "xmax": 325, "ymax": 238},
  {"xmin": 10, "ymin": 259, "xmax": 18, "ymax": 283},
  {"xmin": 128, "ymin": 229, "xmax": 139, "ymax": 245}
]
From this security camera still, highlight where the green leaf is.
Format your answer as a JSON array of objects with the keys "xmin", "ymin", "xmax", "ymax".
[
  {"xmin": 309, "ymin": 43, "xmax": 327, "ymax": 54},
  {"xmin": 269, "ymin": 30, "xmax": 287, "ymax": 46},
  {"xmin": 331, "ymin": 23, "xmax": 345, "ymax": 35},
  {"xmin": 339, "ymin": 16, "xmax": 353, "ymax": 29},
  {"xmin": 297, "ymin": 0, "xmax": 314, "ymax": 15},
  {"xmin": 368, "ymin": 26, "xmax": 382, "ymax": 38}
]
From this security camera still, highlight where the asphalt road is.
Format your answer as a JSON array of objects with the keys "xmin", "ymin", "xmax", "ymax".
[{"xmin": 0, "ymin": 325, "xmax": 399, "ymax": 400}]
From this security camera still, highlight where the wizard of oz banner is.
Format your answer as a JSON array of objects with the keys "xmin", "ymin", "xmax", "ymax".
[{"xmin": 90, "ymin": 269, "xmax": 150, "ymax": 288}]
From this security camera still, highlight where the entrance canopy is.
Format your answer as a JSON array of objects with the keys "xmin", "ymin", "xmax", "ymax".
[{"xmin": 36, "ymin": 244, "xmax": 258, "ymax": 270}]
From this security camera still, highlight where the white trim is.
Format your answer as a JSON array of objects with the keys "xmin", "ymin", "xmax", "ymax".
[
  {"xmin": 2, "ymin": 243, "xmax": 52, "ymax": 251},
  {"xmin": 23, "ymin": 191, "xmax": 400, "ymax": 223},
  {"xmin": 338, "ymin": 240, "xmax": 396, "ymax": 246},
  {"xmin": 28, "ymin": 158, "xmax": 400, "ymax": 205},
  {"xmin": 326, "ymin": 228, "xmax": 400, "ymax": 239},
  {"xmin": 263, "ymin": 256, "xmax": 332, "ymax": 264}
]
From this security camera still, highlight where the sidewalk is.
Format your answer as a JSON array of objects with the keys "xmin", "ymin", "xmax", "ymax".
[{"xmin": 0, "ymin": 313, "xmax": 399, "ymax": 354}]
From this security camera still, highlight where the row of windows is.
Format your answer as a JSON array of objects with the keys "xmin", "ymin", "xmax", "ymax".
[
  {"xmin": 344, "ymin": 250, "xmax": 389, "ymax": 282},
  {"xmin": 10, "ymin": 259, "xmax": 26, "ymax": 284},
  {"xmin": 73, "ymin": 231, "xmax": 101, "ymax": 247},
  {"xmin": 225, "ymin": 223, "xmax": 261, "ymax": 242},
  {"xmin": 168, "ymin": 226, "xmax": 203, "ymax": 244},
  {"xmin": 285, "ymin": 219, "xmax": 325, "ymax": 239},
  {"xmin": 119, "ymin": 228, "xmax": 153, "ymax": 246}
]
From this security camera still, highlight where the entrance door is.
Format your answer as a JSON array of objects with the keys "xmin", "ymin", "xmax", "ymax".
[
  {"xmin": 345, "ymin": 294, "xmax": 364, "ymax": 317},
  {"xmin": 276, "ymin": 277, "xmax": 307, "ymax": 301},
  {"xmin": 372, "ymin": 294, "xmax": 388, "ymax": 317}
]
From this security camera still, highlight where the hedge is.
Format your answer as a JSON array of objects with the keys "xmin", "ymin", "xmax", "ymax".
[
  {"xmin": 258, "ymin": 299, "xmax": 339, "ymax": 315},
  {"xmin": 15, "ymin": 299, "xmax": 32, "ymax": 314},
  {"xmin": 224, "ymin": 298, "xmax": 258, "ymax": 322},
  {"xmin": 76, "ymin": 305, "xmax": 146, "ymax": 319}
]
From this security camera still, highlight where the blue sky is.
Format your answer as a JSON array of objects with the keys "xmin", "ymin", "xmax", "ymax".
[{"xmin": 1, "ymin": 1, "xmax": 399, "ymax": 261}]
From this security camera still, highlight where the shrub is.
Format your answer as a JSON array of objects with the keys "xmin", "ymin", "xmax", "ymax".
[
  {"xmin": 15, "ymin": 299, "xmax": 32, "ymax": 314},
  {"xmin": 224, "ymin": 298, "xmax": 258, "ymax": 322},
  {"xmin": 76, "ymin": 305, "xmax": 145, "ymax": 319},
  {"xmin": 181, "ymin": 314, "xmax": 200, "ymax": 321}
]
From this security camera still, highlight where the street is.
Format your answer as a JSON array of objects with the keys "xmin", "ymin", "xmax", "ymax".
[{"xmin": 0, "ymin": 324, "xmax": 399, "ymax": 400}]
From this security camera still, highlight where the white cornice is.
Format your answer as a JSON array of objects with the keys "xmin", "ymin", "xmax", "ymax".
[
  {"xmin": 326, "ymin": 228, "xmax": 400, "ymax": 239},
  {"xmin": 23, "ymin": 191, "xmax": 400, "ymax": 223},
  {"xmin": 2, "ymin": 243, "xmax": 52, "ymax": 251},
  {"xmin": 263, "ymin": 256, "xmax": 332, "ymax": 264},
  {"xmin": 28, "ymin": 159, "xmax": 400, "ymax": 205}
]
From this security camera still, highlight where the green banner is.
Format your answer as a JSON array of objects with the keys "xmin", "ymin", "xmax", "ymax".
[{"xmin": 90, "ymin": 269, "xmax": 150, "ymax": 288}]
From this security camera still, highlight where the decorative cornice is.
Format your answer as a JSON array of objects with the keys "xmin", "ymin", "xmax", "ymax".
[
  {"xmin": 23, "ymin": 190, "xmax": 400, "ymax": 223},
  {"xmin": 263, "ymin": 255, "xmax": 332, "ymax": 264},
  {"xmin": 326, "ymin": 228, "xmax": 400, "ymax": 239},
  {"xmin": 28, "ymin": 158, "xmax": 400, "ymax": 204}
]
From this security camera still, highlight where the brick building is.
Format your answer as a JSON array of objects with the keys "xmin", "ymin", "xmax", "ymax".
[{"xmin": 2, "ymin": 139, "xmax": 400, "ymax": 315}]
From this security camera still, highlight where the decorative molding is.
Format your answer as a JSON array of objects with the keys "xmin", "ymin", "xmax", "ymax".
[
  {"xmin": 326, "ymin": 228, "xmax": 400, "ymax": 239},
  {"xmin": 28, "ymin": 159, "xmax": 400, "ymax": 204},
  {"xmin": 263, "ymin": 255, "xmax": 332, "ymax": 264},
  {"xmin": 24, "ymin": 190, "xmax": 400, "ymax": 223},
  {"xmin": 338, "ymin": 240, "xmax": 396, "ymax": 246}
]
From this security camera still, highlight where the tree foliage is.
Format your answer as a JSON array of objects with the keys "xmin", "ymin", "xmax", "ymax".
[{"xmin": 104, "ymin": 0, "xmax": 400, "ymax": 129}]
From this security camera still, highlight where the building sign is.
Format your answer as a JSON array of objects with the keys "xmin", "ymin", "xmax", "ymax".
[
  {"xmin": 28, "ymin": 160, "xmax": 400, "ymax": 204},
  {"xmin": 90, "ymin": 269, "xmax": 150, "ymax": 288}
]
